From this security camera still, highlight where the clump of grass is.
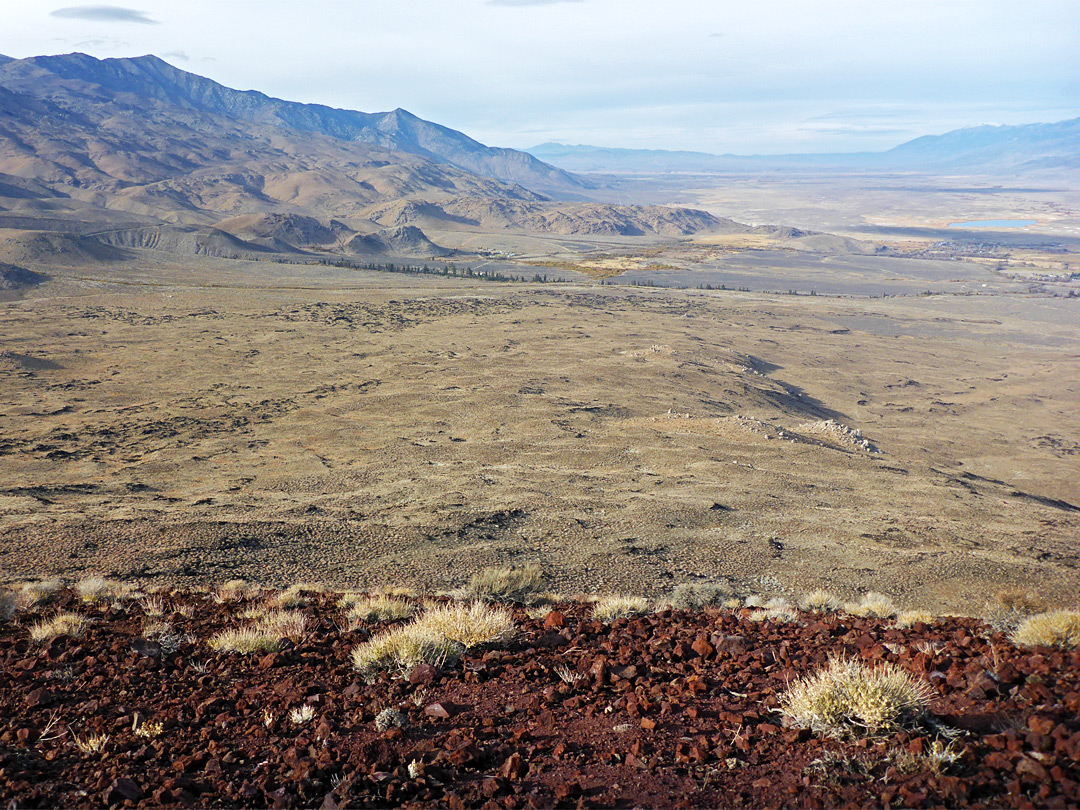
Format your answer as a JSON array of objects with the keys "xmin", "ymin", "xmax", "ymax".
[
  {"xmin": 779, "ymin": 656, "xmax": 935, "ymax": 735},
  {"xmin": 352, "ymin": 624, "xmax": 466, "ymax": 676},
  {"xmin": 1010, "ymin": 610, "xmax": 1080, "ymax": 649},
  {"xmin": 214, "ymin": 579, "xmax": 260, "ymax": 603},
  {"xmin": 139, "ymin": 595, "xmax": 167, "ymax": 617},
  {"xmin": 208, "ymin": 609, "xmax": 307, "ymax": 654},
  {"xmin": 416, "ymin": 601, "xmax": 515, "ymax": 648},
  {"xmin": 351, "ymin": 601, "xmax": 514, "ymax": 677},
  {"xmin": 895, "ymin": 610, "xmax": 936, "ymax": 629},
  {"xmin": 592, "ymin": 595, "xmax": 651, "ymax": 623},
  {"xmin": 75, "ymin": 576, "xmax": 136, "ymax": 604},
  {"xmin": 340, "ymin": 593, "xmax": 416, "ymax": 624},
  {"xmin": 15, "ymin": 579, "xmax": 63, "ymax": 610},
  {"xmin": 800, "ymin": 590, "xmax": 842, "ymax": 613},
  {"xmin": 666, "ymin": 581, "xmax": 734, "ymax": 610},
  {"xmin": 462, "ymin": 563, "xmax": 546, "ymax": 605},
  {"xmin": 29, "ymin": 612, "xmax": 88, "ymax": 642},
  {"xmin": 844, "ymin": 591, "xmax": 898, "ymax": 619},
  {"xmin": 73, "ymin": 732, "xmax": 109, "ymax": 755},
  {"xmin": 271, "ymin": 582, "xmax": 326, "ymax": 609}
]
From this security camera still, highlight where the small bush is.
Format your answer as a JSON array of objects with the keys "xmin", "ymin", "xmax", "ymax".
[
  {"xmin": 800, "ymin": 590, "xmax": 842, "ymax": 613},
  {"xmin": 375, "ymin": 707, "xmax": 409, "ymax": 731},
  {"xmin": 844, "ymin": 591, "xmax": 898, "ymax": 618},
  {"xmin": 29, "ymin": 612, "xmax": 88, "ymax": 642},
  {"xmin": 779, "ymin": 656, "xmax": 935, "ymax": 735},
  {"xmin": 1010, "ymin": 610, "xmax": 1080, "ymax": 649},
  {"xmin": 462, "ymin": 563, "xmax": 546, "ymax": 605},
  {"xmin": 667, "ymin": 581, "xmax": 733, "ymax": 610},
  {"xmin": 593, "ymin": 595, "xmax": 650, "ymax": 623}
]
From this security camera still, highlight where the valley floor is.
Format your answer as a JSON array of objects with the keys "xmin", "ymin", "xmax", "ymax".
[{"xmin": 1, "ymin": 256, "xmax": 1078, "ymax": 614}]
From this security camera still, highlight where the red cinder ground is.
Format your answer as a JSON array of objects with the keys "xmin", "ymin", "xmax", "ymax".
[{"xmin": 1, "ymin": 591, "xmax": 1078, "ymax": 808}]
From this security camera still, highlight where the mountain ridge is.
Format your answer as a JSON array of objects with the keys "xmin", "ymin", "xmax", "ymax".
[
  {"xmin": 0, "ymin": 53, "xmax": 588, "ymax": 197},
  {"xmin": 528, "ymin": 117, "xmax": 1080, "ymax": 175}
]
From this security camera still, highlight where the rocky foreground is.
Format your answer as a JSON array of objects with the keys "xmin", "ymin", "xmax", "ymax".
[{"xmin": 1, "ymin": 588, "xmax": 1078, "ymax": 809}]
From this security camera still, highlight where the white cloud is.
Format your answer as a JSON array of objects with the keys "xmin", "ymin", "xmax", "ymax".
[{"xmin": 50, "ymin": 5, "xmax": 158, "ymax": 24}]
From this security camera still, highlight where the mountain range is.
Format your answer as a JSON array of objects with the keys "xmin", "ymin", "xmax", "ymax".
[
  {"xmin": 0, "ymin": 52, "xmax": 753, "ymax": 261},
  {"xmin": 528, "ymin": 118, "xmax": 1080, "ymax": 176}
]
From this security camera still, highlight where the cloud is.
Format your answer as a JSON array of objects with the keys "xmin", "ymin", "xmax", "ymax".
[
  {"xmin": 50, "ymin": 6, "xmax": 158, "ymax": 24},
  {"xmin": 162, "ymin": 50, "xmax": 189, "ymax": 61},
  {"xmin": 488, "ymin": 0, "xmax": 584, "ymax": 6}
]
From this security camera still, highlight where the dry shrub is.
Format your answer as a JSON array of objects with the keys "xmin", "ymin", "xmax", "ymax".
[
  {"xmin": 208, "ymin": 609, "xmax": 307, "ymax": 654},
  {"xmin": 995, "ymin": 587, "xmax": 1048, "ymax": 616},
  {"xmin": 985, "ymin": 587, "xmax": 1048, "ymax": 632},
  {"xmin": 667, "ymin": 581, "xmax": 733, "ymax": 610},
  {"xmin": 779, "ymin": 656, "xmax": 935, "ymax": 735},
  {"xmin": 844, "ymin": 591, "xmax": 898, "ymax": 619},
  {"xmin": 29, "ymin": 612, "xmax": 88, "ymax": 642},
  {"xmin": 1010, "ymin": 610, "xmax": 1080, "ymax": 649},
  {"xmin": 351, "ymin": 601, "xmax": 514, "ymax": 677},
  {"xmin": 593, "ymin": 595, "xmax": 650, "ymax": 623},
  {"xmin": 462, "ymin": 563, "xmax": 546, "ymax": 605},
  {"xmin": 800, "ymin": 590, "xmax": 842, "ymax": 613}
]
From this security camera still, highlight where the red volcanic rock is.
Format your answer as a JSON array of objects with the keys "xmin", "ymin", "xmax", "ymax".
[
  {"xmin": 424, "ymin": 702, "xmax": 455, "ymax": 719},
  {"xmin": 543, "ymin": 611, "xmax": 567, "ymax": 629},
  {"xmin": 106, "ymin": 777, "xmax": 142, "ymax": 804},
  {"xmin": 1, "ymin": 589, "xmax": 1079, "ymax": 808},
  {"xmin": 409, "ymin": 663, "xmax": 440, "ymax": 685}
]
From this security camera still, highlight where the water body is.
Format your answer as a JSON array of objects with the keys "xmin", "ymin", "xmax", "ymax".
[{"xmin": 948, "ymin": 219, "xmax": 1038, "ymax": 228}]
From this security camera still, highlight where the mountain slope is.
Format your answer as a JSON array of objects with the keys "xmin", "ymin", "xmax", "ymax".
[{"xmin": 0, "ymin": 54, "xmax": 588, "ymax": 196}]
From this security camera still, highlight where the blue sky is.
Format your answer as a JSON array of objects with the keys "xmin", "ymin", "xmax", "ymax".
[{"xmin": 2, "ymin": 0, "xmax": 1078, "ymax": 154}]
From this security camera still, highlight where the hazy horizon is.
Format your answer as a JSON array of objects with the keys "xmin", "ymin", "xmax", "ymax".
[{"xmin": 2, "ymin": 1, "xmax": 1078, "ymax": 155}]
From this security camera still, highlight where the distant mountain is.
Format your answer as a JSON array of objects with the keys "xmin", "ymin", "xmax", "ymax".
[
  {"xmin": 881, "ymin": 118, "xmax": 1080, "ymax": 171},
  {"xmin": 529, "ymin": 117, "xmax": 1080, "ymax": 176}
]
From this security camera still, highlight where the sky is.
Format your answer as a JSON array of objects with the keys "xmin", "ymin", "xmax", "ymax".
[{"xmin": 1, "ymin": 0, "xmax": 1078, "ymax": 155}]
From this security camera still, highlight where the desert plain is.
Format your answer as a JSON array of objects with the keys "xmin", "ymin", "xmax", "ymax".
[{"xmin": 2, "ymin": 173, "xmax": 1078, "ymax": 617}]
